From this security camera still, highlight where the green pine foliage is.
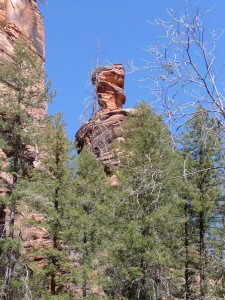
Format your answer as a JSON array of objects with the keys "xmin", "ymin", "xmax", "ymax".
[
  {"xmin": 20, "ymin": 113, "xmax": 113, "ymax": 299},
  {"xmin": 178, "ymin": 104, "xmax": 225, "ymax": 298},
  {"xmin": 101, "ymin": 101, "xmax": 182, "ymax": 299},
  {"xmin": 0, "ymin": 38, "xmax": 53, "ymax": 300},
  {"xmin": 1, "ymin": 41, "xmax": 225, "ymax": 299},
  {"xmin": 63, "ymin": 146, "xmax": 113, "ymax": 298},
  {"xmin": 21, "ymin": 112, "xmax": 74, "ymax": 298}
]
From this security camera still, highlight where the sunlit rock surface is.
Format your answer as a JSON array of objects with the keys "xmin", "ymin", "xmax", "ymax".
[{"xmin": 0, "ymin": 0, "xmax": 45, "ymax": 59}]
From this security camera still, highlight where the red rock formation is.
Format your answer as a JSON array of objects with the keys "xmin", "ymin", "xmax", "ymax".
[
  {"xmin": 76, "ymin": 64, "xmax": 130, "ymax": 167},
  {"xmin": 92, "ymin": 64, "xmax": 126, "ymax": 112},
  {"xmin": 0, "ymin": 0, "xmax": 45, "ymax": 59}
]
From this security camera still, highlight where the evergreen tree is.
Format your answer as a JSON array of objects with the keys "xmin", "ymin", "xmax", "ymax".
[
  {"xmin": 63, "ymin": 146, "xmax": 112, "ymax": 298},
  {"xmin": 22, "ymin": 112, "xmax": 74, "ymax": 298},
  {"xmin": 102, "ymin": 101, "xmax": 181, "ymax": 299},
  {"xmin": 0, "ymin": 39, "xmax": 52, "ymax": 299},
  {"xmin": 19, "ymin": 114, "xmax": 113, "ymax": 298},
  {"xmin": 179, "ymin": 104, "xmax": 224, "ymax": 299}
]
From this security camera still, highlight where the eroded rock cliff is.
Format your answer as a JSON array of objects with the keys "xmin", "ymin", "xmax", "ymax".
[
  {"xmin": 0, "ymin": 0, "xmax": 45, "ymax": 60},
  {"xmin": 76, "ymin": 64, "xmax": 130, "ymax": 167}
]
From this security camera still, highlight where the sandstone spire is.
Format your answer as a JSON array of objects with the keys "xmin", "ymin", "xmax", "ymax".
[
  {"xmin": 92, "ymin": 64, "xmax": 126, "ymax": 111},
  {"xmin": 76, "ymin": 64, "xmax": 130, "ymax": 167}
]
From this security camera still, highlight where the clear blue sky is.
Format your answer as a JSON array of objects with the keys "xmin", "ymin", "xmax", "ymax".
[{"xmin": 40, "ymin": 0, "xmax": 225, "ymax": 139}]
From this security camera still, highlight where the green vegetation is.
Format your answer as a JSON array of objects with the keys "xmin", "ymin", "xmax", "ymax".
[
  {"xmin": 0, "ymin": 39, "xmax": 52, "ymax": 300},
  {"xmin": 178, "ymin": 105, "xmax": 225, "ymax": 299},
  {"xmin": 101, "ymin": 102, "xmax": 180, "ymax": 299}
]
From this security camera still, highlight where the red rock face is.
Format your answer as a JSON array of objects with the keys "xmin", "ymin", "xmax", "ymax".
[
  {"xmin": 92, "ymin": 64, "xmax": 126, "ymax": 112},
  {"xmin": 0, "ymin": 0, "xmax": 45, "ymax": 59},
  {"xmin": 76, "ymin": 64, "xmax": 130, "ymax": 167},
  {"xmin": 76, "ymin": 109, "xmax": 130, "ymax": 166}
]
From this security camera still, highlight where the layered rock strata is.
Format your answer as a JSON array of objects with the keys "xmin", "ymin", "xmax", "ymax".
[{"xmin": 76, "ymin": 64, "xmax": 130, "ymax": 167}]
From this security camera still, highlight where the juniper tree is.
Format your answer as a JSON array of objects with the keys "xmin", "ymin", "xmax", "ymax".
[{"xmin": 0, "ymin": 39, "xmax": 52, "ymax": 299}]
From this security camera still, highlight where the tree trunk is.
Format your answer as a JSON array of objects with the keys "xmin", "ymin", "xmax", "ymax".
[
  {"xmin": 199, "ymin": 211, "xmax": 205, "ymax": 300},
  {"xmin": 82, "ymin": 280, "xmax": 87, "ymax": 298},
  {"xmin": 50, "ymin": 186, "xmax": 60, "ymax": 295},
  {"xmin": 82, "ymin": 231, "xmax": 88, "ymax": 297},
  {"xmin": 140, "ymin": 257, "xmax": 146, "ymax": 297},
  {"xmin": 3, "ymin": 244, "xmax": 16, "ymax": 300},
  {"xmin": 185, "ymin": 203, "xmax": 191, "ymax": 300},
  {"xmin": 114, "ymin": 289, "xmax": 119, "ymax": 300},
  {"xmin": 154, "ymin": 268, "xmax": 162, "ymax": 300},
  {"xmin": 3, "ymin": 206, "xmax": 17, "ymax": 299},
  {"xmin": 221, "ymin": 217, "xmax": 225, "ymax": 298},
  {"xmin": 50, "ymin": 272, "xmax": 56, "ymax": 295},
  {"xmin": 3, "ymin": 149, "xmax": 18, "ymax": 299}
]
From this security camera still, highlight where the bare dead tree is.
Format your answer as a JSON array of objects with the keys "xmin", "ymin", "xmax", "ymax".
[
  {"xmin": 79, "ymin": 41, "xmax": 115, "ymax": 165},
  {"xmin": 90, "ymin": 39, "xmax": 100, "ymax": 153},
  {"xmin": 128, "ymin": 0, "xmax": 225, "ymax": 135},
  {"xmin": 79, "ymin": 40, "xmax": 101, "ymax": 154}
]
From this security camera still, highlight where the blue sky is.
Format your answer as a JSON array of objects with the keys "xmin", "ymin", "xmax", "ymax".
[{"xmin": 40, "ymin": 0, "xmax": 225, "ymax": 139}]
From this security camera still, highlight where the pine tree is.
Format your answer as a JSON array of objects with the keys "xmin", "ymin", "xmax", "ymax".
[
  {"xmin": 21, "ymin": 114, "xmax": 113, "ymax": 298},
  {"xmin": 179, "ymin": 104, "xmax": 224, "ymax": 299},
  {"xmin": 102, "ymin": 101, "xmax": 181, "ymax": 299},
  {"xmin": 63, "ymin": 146, "xmax": 112, "ymax": 298},
  {"xmin": 22, "ymin": 112, "xmax": 74, "ymax": 298},
  {"xmin": 0, "ymin": 38, "xmax": 52, "ymax": 299}
]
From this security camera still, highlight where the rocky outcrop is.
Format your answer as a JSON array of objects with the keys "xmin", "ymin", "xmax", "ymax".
[
  {"xmin": 76, "ymin": 108, "xmax": 129, "ymax": 166},
  {"xmin": 92, "ymin": 64, "xmax": 126, "ymax": 112},
  {"xmin": 76, "ymin": 64, "xmax": 130, "ymax": 167}
]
